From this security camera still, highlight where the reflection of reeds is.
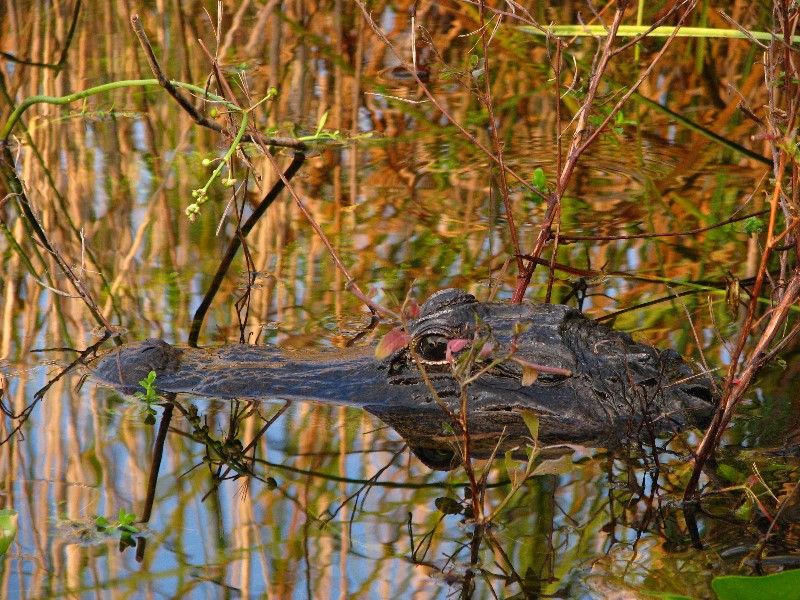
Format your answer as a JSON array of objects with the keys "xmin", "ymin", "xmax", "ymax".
[
  {"xmin": 2, "ymin": 2, "xmax": 800, "ymax": 596},
  {"xmin": 3, "ymin": 3, "xmax": 776, "ymax": 351}
]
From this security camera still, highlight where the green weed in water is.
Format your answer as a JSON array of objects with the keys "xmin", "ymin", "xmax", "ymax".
[
  {"xmin": 531, "ymin": 167, "xmax": 547, "ymax": 192},
  {"xmin": 134, "ymin": 370, "xmax": 159, "ymax": 425},
  {"xmin": 743, "ymin": 217, "xmax": 766, "ymax": 235},
  {"xmin": 95, "ymin": 510, "xmax": 139, "ymax": 537},
  {"xmin": 55, "ymin": 509, "xmax": 141, "ymax": 548}
]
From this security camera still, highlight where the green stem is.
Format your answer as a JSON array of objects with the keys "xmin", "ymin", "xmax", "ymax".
[
  {"xmin": 1, "ymin": 79, "xmax": 238, "ymax": 139},
  {"xmin": 222, "ymin": 110, "xmax": 249, "ymax": 166},
  {"xmin": 186, "ymin": 108, "xmax": 249, "ymax": 220},
  {"xmin": 204, "ymin": 110, "xmax": 248, "ymax": 192},
  {"xmin": 520, "ymin": 24, "xmax": 799, "ymax": 43}
]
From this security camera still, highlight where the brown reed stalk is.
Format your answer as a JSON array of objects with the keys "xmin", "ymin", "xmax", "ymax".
[
  {"xmin": 512, "ymin": 0, "xmax": 698, "ymax": 301},
  {"xmin": 684, "ymin": 0, "xmax": 800, "ymax": 499}
]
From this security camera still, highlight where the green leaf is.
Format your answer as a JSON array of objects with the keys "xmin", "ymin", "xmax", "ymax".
[
  {"xmin": 743, "ymin": 217, "xmax": 765, "ymax": 235},
  {"xmin": 0, "ymin": 509, "xmax": 18, "ymax": 556},
  {"xmin": 532, "ymin": 167, "xmax": 547, "ymax": 190},
  {"xmin": 716, "ymin": 463, "xmax": 746, "ymax": 484},
  {"xmin": 531, "ymin": 454, "xmax": 576, "ymax": 477},
  {"xmin": 614, "ymin": 111, "xmax": 637, "ymax": 126},
  {"xmin": 734, "ymin": 499, "xmax": 754, "ymax": 521},
  {"xmin": 712, "ymin": 570, "xmax": 800, "ymax": 600},
  {"xmin": 138, "ymin": 371, "xmax": 156, "ymax": 389},
  {"xmin": 504, "ymin": 449, "xmax": 521, "ymax": 485},
  {"xmin": 519, "ymin": 410, "xmax": 540, "ymax": 441},
  {"xmin": 118, "ymin": 524, "xmax": 139, "ymax": 534}
]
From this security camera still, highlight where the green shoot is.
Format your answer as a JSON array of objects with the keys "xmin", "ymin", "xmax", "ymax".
[
  {"xmin": 531, "ymin": 168, "xmax": 547, "ymax": 192},
  {"xmin": 134, "ymin": 370, "xmax": 159, "ymax": 425}
]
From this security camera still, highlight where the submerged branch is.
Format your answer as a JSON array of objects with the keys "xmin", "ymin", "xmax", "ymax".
[{"xmin": 188, "ymin": 153, "xmax": 307, "ymax": 347}]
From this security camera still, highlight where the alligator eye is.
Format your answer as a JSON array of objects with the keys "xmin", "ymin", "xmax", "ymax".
[{"xmin": 416, "ymin": 334, "xmax": 449, "ymax": 362}]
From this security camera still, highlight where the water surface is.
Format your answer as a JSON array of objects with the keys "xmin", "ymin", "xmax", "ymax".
[{"xmin": 2, "ymin": 2, "xmax": 799, "ymax": 598}]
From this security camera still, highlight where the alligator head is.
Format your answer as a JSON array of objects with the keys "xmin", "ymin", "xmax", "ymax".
[
  {"xmin": 88, "ymin": 289, "xmax": 717, "ymax": 466},
  {"xmin": 372, "ymin": 289, "xmax": 717, "ymax": 462}
]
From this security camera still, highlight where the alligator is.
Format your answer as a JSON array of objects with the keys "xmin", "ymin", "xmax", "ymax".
[{"xmin": 88, "ymin": 289, "xmax": 717, "ymax": 468}]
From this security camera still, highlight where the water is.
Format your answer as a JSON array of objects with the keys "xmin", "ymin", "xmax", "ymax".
[{"xmin": 2, "ymin": 2, "xmax": 800, "ymax": 598}]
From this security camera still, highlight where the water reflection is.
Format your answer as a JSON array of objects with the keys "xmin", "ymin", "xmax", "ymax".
[{"xmin": 2, "ymin": 1, "xmax": 799, "ymax": 598}]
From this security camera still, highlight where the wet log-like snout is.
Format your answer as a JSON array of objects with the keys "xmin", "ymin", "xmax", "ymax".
[{"xmin": 90, "ymin": 338, "xmax": 387, "ymax": 403}]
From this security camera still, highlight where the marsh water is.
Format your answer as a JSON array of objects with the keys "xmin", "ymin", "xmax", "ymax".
[{"xmin": 2, "ymin": 2, "xmax": 800, "ymax": 599}]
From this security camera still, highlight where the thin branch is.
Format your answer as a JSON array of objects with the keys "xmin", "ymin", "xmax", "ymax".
[
  {"xmin": 512, "ymin": 0, "xmax": 633, "ymax": 301},
  {"xmin": 260, "ymin": 143, "xmax": 397, "ymax": 319},
  {"xmin": 130, "ymin": 14, "xmax": 307, "ymax": 151},
  {"xmin": 512, "ymin": 0, "xmax": 699, "ymax": 301},
  {"xmin": 477, "ymin": 1, "xmax": 523, "ymax": 272}
]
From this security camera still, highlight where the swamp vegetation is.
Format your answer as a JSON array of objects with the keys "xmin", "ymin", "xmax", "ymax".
[{"xmin": 2, "ymin": 1, "xmax": 800, "ymax": 598}]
